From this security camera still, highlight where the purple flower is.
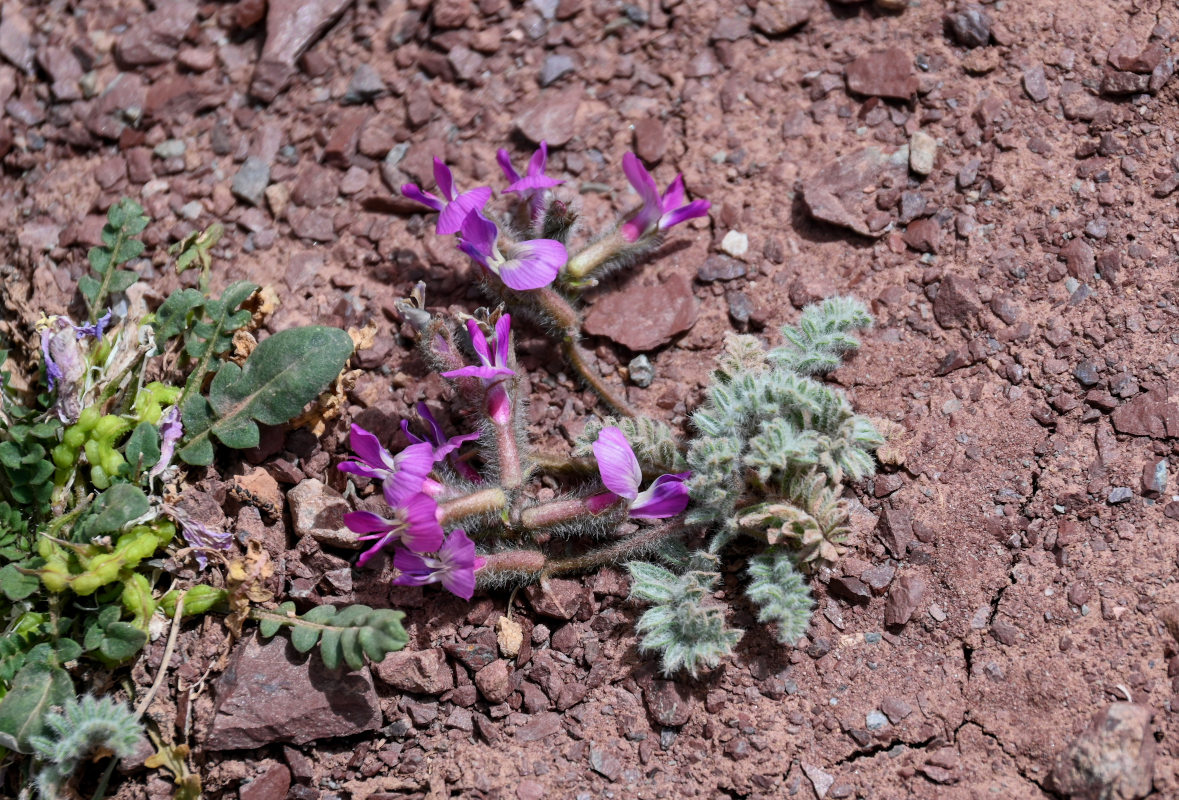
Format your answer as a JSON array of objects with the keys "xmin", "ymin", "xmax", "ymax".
[
  {"xmin": 591, "ymin": 426, "xmax": 691, "ymax": 519},
  {"xmin": 401, "ymin": 402, "xmax": 482, "ymax": 482},
  {"xmin": 457, "ymin": 209, "xmax": 565, "ymax": 291},
  {"xmin": 392, "ymin": 528, "xmax": 486, "ymax": 600},
  {"xmin": 345, "ymin": 491, "xmax": 445, "ymax": 569},
  {"xmin": 73, "ymin": 310, "xmax": 113, "ymax": 341},
  {"xmin": 401, "ymin": 158, "xmax": 493, "ymax": 236},
  {"xmin": 148, "ymin": 405, "xmax": 183, "ymax": 480},
  {"xmin": 41, "ymin": 311, "xmax": 111, "ymax": 393},
  {"xmin": 497, "ymin": 141, "xmax": 563, "ymax": 221},
  {"xmin": 619, "ymin": 152, "xmax": 711, "ymax": 243},
  {"xmin": 440, "ymin": 316, "xmax": 515, "ymax": 425},
  {"xmin": 338, "ymin": 425, "xmax": 435, "ymax": 505},
  {"xmin": 166, "ymin": 504, "xmax": 234, "ymax": 570}
]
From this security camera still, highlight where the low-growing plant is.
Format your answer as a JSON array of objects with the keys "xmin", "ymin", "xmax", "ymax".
[
  {"xmin": 0, "ymin": 200, "xmax": 404, "ymax": 797},
  {"xmin": 332, "ymin": 147, "xmax": 883, "ymax": 676}
]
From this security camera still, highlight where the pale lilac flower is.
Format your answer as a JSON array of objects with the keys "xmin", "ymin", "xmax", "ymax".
[
  {"xmin": 619, "ymin": 152, "xmax": 711, "ymax": 242},
  {"xmin": 457, "ymin": 209, "xmax": 565, "ymax": 291},
  {"xmin": 73, "ymin": 310, "xmax": 113, "ymax": 341},
  {"xmin": 392, "ymin": 528, "xmax": 486, "ymax": 600},
  {"xmin": 497, "ymin": 141, "xmax": 563, "ymax": 222},
  {"xmin": 337, "ymin": 425, "xmax": 435, "ymax": 505},
  {"xmin": 40, "ymin": 311, "xmax": 110, "ymax": 393},
  {"xmin": 165, "ymin": 505, "xmax": 234, "ymax": 570},
  {"xmin": 440, "ymin": 316, "xmax": 515, "ymax": 425},
  {"xmin": 400, "ymin": 402, "xmax": 481, "ymax": 482},
  {"xmin": 345, "ymin": 490, "xmax": 445, "ymax": 569},
  {"xmin": 590, "ymin": 426, "xmax": 691, "ymax": 519},
  {"xmin": 401, "ymin": 158, "xmax": 493, "ymax": 235},
  {"xmin": 148, "ymin": 405, "xmax": 183, "ymax": 480}
]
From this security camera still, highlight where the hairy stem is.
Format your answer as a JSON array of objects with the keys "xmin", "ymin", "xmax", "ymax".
[
  {"xmin": 531, "ymin": 450, "xmax": 598, "ymax": 475},
  {"xmin": 519, "ymin": 497, "xmax": 599, "ymax": 530},
  {"xmin": 563, "ymin": 338, "xmax": 636, "ymax": 417},
  {"xmin": 438, "ymin": 488, "xmax": 507, "ymax": 526},
  {"xmin": 493, "ymin": 419, "xmax": 523, "ymax": 489},
  {"xmin": 566, "ymin": 232, "xmax": 625, "ymax": 280},
  {"xmin": 543, "ymin": 522, "xmax": 679, "ymax": 576}
]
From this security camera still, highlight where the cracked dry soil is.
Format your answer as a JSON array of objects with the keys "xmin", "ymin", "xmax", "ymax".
[{"xmin": 2, "ymin": 0, "xmax": 1179, "ymax": 798}]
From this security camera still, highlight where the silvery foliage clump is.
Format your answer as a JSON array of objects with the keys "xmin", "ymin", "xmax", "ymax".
[
  {"xmin": 29, "ymin": 694, "xmax": 143, "ymax": 800},
  {"xmin": 611, "ymin": 297, "xmax": 884, "ymax": 676}
]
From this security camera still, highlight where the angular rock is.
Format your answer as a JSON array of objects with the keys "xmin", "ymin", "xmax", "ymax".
[
  {"xmin": 903, "ymin": 218, "xmax": 940, "ymax": 253},
  {"xmin": 830, "ymin": 576, "xmax": 871, "ymax": 605},
  {"xmin": 752, "ymin": 0, "xmax": 811, "ymax": 36},
  {"xmin": 1023, "ymin": 64, "xmax": 1049, "ymax": 103},
  {"xmin": 1051, "ymin": 703, "xmax": 1154, "ymax": 800},
  {"xmin": 523, "ymin": 578, "xmax": 585, "ymax": 620},
  {"xmin": 1107, "ymin": 36, "xmax": 1163, "ymax": 74},
  {"xmin": 582, "ymin": 273, "xmax": 698, "ymax": 351},
  {"xmin": 239, "ymin": 763, "xmax": 291, "ymax": 800},
  {"xmin": 697, "ymin": 254, "xmax": 746, "ymax": 282},
  {"xmin": 1110, "ymin": 383, "xmax": 1179, "ymax": 438},
  {"xmin": 846, "ymin": 48, "xmax": 918, "ymax": 100},
  {"xmin": 252, "ymin": 0, "xmax": 354, "ymax": 103},
  {"xmin": 884, "ymin": 574, "xmax": 926, "ymax": 627},
  {"xmin": 232, "ymin": 156, "xmax": 271, "ymax": 206},
  {"xmin": 876, "ymin": 507, "xmax": 914, "ymax": 558},
  {"xmin": 909, "ymin": 131, "xmax": 936, "ymax": 176},
  {"xmin": 115, "ymin": 1, "xmax": 197, "ymax": 67},
  {"xmin": 288, "ymin": 478, "xmax": 356, "ymax": 549},
  {"xmin": 475, "ymin": 659, "xmax": 514, "ymax": 704},
  {"xmin": 433, "ymin": 0, "xmax": 472, "ymax": 28},
  {"xmin": 932, "ymin": 274, "xmax": 980, "ymax": 329},
  {"xmin": 802, "ymin": 762, "xmax": 835, "ymax": 799},
  {"xmin": 644, "ymin": 680, "xmax": 695, "ymax": 727},
  {"xmin": 802, "ymin": 146, "xmax": 909, "ymax": 237},
  {"xmin": 374, "ymin": 648, "xmax": 454, "ymax": 695},
  {"xmin": 343, "ymin": 63, "xmax": 386, "ymax": 104},
  {"xmin": 515, "ymin": 711, "xmax": 563, "ymax": 742},
  {"xmin": 0, "ymin": 6, "xmax": 34, "ymax": 73},
  {"xmin": 946, "ymin": 5, "xmax": 991, "ymax": 48},
  {"xmin": 632, "ymin": 118, "xmax": 666, "ymax": 164},
  {"xmin": 539, "ymin": 53, "xmax": 575, "ymax": 87},
  {"xmin": 207, "ymin": 635, "xmax": 381, "ymax": 749},
  {"xmin": 515, "ymin": 88, "xmax": 582, "ymax": 146}
]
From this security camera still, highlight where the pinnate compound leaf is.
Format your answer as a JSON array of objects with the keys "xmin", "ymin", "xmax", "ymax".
[
  {"xmin": 256, "ymin": 604, "xmax": 407, "ymax": 668},
  {"xmin": 0, "ymin": 661, "xmax": 74, "ymax": 753},
  {"xmin": 178, "ymin": 326, "xmax": 353, "ymax": 463}
]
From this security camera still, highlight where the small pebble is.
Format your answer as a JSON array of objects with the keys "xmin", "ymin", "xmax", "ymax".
[
  {"xmin": 1107, "ymin": 487, "xmax": 1133, "ymax": 504},
  {"xmin": 628, "ymin": 355, "xmax": 655, "ymax": 388},
  {"xmin": 720, "ymin": 230, "xmax": 749, "ymax": 257}
]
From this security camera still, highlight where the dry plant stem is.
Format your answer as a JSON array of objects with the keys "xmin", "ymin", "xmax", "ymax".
[
  {"xmin": 135, "ymin": 591, "xmax": 185, "ymax": 721},
  {"xmin": 492, "ymin": 418, "xmax": 523, "ymax": 488},
  {"xmin": 531, "ymin": 450, "xmax": 598, "ymax": 475},
  {"xmin": 438, "ymin": 488, "xmax": 507, "ymax": 525}
]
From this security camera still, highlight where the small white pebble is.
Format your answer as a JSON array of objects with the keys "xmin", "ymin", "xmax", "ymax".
[{"xmin": 720, "ymin": 230, "xmax": 748, "ymax": 257}]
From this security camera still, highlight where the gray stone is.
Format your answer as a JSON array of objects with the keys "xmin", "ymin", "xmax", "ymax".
[
  {"xmin": 1051, "ymin": 703, "xmax": 1154, "ymax": 800},
  {"xmin": 947, "ymin": 5, "xmax": 991, "ymax": 47},
  {"xmin": 866, "ymin": 710, "xmax": 888, "ymax": 730},
  {"xmin": 343, "ymin": 63, "xmax": 386, "ymax": 104},
  {"xmin": 1108, "ymin": 487, "xmax": 1133, "ymax": 504},
  {"xmin": 628, "ymin": 355, "xmax": 654, "ymax": 388},
  {"xmin": 207, "ymin": 635, "xmax": 381, "ymax": 749},
  {"xmin": 644, "ymin": 680, "xmax": 695, "ymax": 727},
  {"xmin": 539, "ymin": 53, "xmax": 575, "ymax": 87},
  {"xmin": 232, "ymin": 156, "xmax": 271, "ymax": 207},
  {"xmin": 288, "ymin": 478, "xmax": 357, "ymax": 549}
]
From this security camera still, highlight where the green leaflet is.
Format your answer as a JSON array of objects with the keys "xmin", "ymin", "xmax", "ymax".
[
  {"xmin": 256, "ymin": 602, "xmax": 409, "ymax": 671},
  {"xmin": 178, "ymin": 326, "xmax": 354, "ymax": 466},
  {"xmin": 0, "ymin": 661, "xmax": 74, "ymax": 753}
]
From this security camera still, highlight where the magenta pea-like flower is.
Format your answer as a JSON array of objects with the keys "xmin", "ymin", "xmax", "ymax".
[
  {"xmin": 497, "ymin": 141, "xmax": 563, "ymax": 221},
  {"xmin": 400, "ymin": 402, "xmax": 481, "ymax": 483},
  {"xmin": 392, "ymin": 528, "xmax": 486, "ymax": 600},
  {"xmin": 619, "ymin": 152, "xmax": 711, "ymax": 243},
  {"xmin": 590, "ymin": 426, "xmax": 691, "ymax": 519},
  {"xmin": 401, "ymin": 157, "xmax": 493, "ymax": 236},
  {"xmin": 457, "ymin": 209, "xmax": 566, "ymax": 291},
  {"xmin": 338, "ymin": 424, "xmax": 435, "ymax": 505},
  {"xmin": 345, "ymin": 490, "xmax": 446, "ymax": 569},
  {"xmin": 441, "ymin": 315, "xmax": 515, "ymax": 425}
]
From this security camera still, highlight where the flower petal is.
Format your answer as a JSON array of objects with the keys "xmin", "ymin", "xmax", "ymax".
[
  {"xmin": 528, "ymin": 142, "xmax": 549, "ymax": 177},
  {"xmin": 496, "ymin": 148, "xmax": 520, "ymax": 184},
  {"xmin": 493, "ymin": 314, "xmax": 512, "ymax": 369},
  {"xmin": 337, "ymin": 461, "xmax": 385, "ymax": 480},
  {"xmin": 458, "ymin": 208, "xmax": 499, "ymax": 259},
  {"xmin": 621, "ymin": 152, "xmax": 662, "ymax": 240},
  {"xmin": 497, "ymin": 240, "xmax": 565, "ymax": 290},
  {"xmin": 433, "ymin": 157, "xmax": 455, "ymax": 201},
  {"xmin": 348, "ymin": 424, "xmax": 388, "ymax": 470},
  {"xmin": 401, "ymin": 184, "xmax": 444, "ymax": 212},
  {"xmin": 438, "ymin": 529, "xmax": 479, "ymax": 600},
  {"xmin": 343, "ymin": 510, "xmax": 395, "ymax": 534},
  {"xmin": 660, "ymin": 174, "xmax": 686, "ymax": 213},
  {"xmin": 659, "ymin": 198, "xmax": 711, "ymax": 232},
  {"xmin": 400, "ymin": 493, "xmax": 445, "ymax": 553},
  {"xmin": 504, "ymin": 174, "xmax": 563, "ymax": 194},
  {"xmin": 465, "ymin": 317, "xmax": 492, "ymax": 365},
  {"xmin": 592, "ymin": 426, "xmax": 642, "ymax": 500},
  {"xmin": 486, "ymin": 382, "xmax": 512, "ymax": 426},
  {"xmin": 392, "ymin": 547, "xmax": 439, "ymax": 586},
  {"xmin": 440, "ymin": 364, "xmax": 515, "ymax": 381},
  {"xmin": 437, "ymin": 186, "xmax": 493, "ymax": 235},
  {"xmin": 629, "ymin": 471, "xmax": 692, "ymax": 519}
]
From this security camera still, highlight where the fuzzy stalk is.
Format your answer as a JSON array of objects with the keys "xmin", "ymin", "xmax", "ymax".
[
  {"xmin": 563, "ymin": 338, "xmax": 636, "ymax": 417},
  {"xmin": 565, "ymin": 231, "xmax": 627, "ymax": 279},
  {"xmin": 492, "ymin": 418, "xmax": 523, "ymax": 489},
  {"xmin": 519, "ymin": 497, "xmax": 602, "ymax": 530},
  {"xmin": 438, "ymin": 488, "xmax": 508, "ymax": 526},
  {"xmin": 530, "ymin": 450, "xmax": 598, "ymax": 476},
  {"xmin": 542, "ymin": 522, "xmax": 679, "ymax": 576}
]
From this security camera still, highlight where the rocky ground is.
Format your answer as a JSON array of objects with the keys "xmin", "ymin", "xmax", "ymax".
[{"xmin": 2, "ymin": 0, "xmax": 1179, "ymax": 798}]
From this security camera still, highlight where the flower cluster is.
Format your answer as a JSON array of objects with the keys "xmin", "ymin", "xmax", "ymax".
[
  {"xmin": 339, "ymin": 414, "xmax": 485, "ymax": 599},
  {"xmin": 401, "ymin": 143, "xmax": 709, "ymax": 291}
]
